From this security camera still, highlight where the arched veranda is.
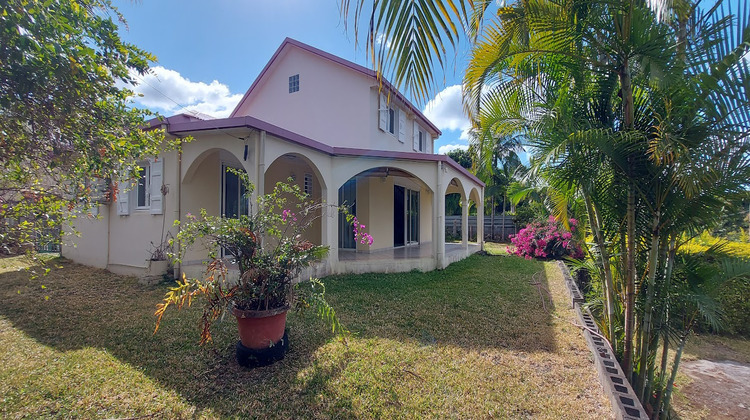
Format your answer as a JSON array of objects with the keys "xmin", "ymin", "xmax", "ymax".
[
  {"xmin": 264, "ymin": 153, "xmax": 326, "ymax": 246},
  {"xmin": 336, "ymin": 166, "xmax": 434, "ymax": 255}
]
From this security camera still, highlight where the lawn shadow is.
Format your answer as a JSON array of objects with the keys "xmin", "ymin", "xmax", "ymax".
[
  {"xmin": 0, "ymin": 257, "xmax": 358, "ymax": 418},
  {"xmin": 0, "ymin": 253, "xmax": 566, "ymax": 417},
  {"xmin": 323, "ymin": 253, "xmax": 560, "ymax": 355}
]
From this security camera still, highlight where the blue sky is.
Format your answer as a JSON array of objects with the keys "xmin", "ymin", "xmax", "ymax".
[{"xmin": 113, "ymin": 0, "xmax": 474, "ymax": 155}]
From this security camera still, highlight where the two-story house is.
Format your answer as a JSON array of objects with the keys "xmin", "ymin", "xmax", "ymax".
[{"xmin": 62, "ymin": 38, "xmax": 484, "ymax": 279}]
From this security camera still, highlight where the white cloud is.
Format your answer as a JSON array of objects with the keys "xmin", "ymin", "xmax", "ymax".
[
  {"xmin": 423, "ymin": 85, "xmax": 471, "ymax": 134},
  {"xmin": 375, "ymin": 32, "xmax": 392, "ymax": 48},
  {"xmin": 438, "ymin": 143, "xmax": 469, "ymax": 155},
  {"xmin": 127, "ymin": 66, "xmax": 242, "ymax": 118}
]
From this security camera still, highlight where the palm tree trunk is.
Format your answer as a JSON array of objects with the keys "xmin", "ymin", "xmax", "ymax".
[
  {"xmin": 620, "ymin": 51, "xmax": 637, "ymax": 378},
  {"xmin": 637, "ymin": 212, "xmax": 661, "ymax": 397},
  {"xmin": 661, "ymin": 331, "xmax": 689, "ymax": 418},
  {"xmin": 623, "ymin": 180, "xmax": 637, "ymax": 378},
  {"xmin": 491, "ymin": 196, "xmax": 496, "ymax": 241},
  {"xmin": 584, "ymin": 191, "xmax": 617, "ymax": 346},
  {"xmin": 502, "ymin": 193, "xmax": 506, "ymax": 241},
  {"xmin": 653, "ymin": 236, "xmax": 676, "ymax": 420}
]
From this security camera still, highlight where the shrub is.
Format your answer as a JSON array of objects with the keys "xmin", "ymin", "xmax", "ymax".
[
  {"xmin": 513, "ymin": 201, "xmax": 548, "ymax": 227},
  {"xmin": 508, "ymin": 216, "xmax": 584, "ymax": 260},
  {"xmin": 717, "ymin": 277, "xmax": 750, "ymax": 336}
]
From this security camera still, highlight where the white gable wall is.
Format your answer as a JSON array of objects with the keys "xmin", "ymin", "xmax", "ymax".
[{"xmin": 234, "ymin": 46, "xmax": 436, "ymax": 154}]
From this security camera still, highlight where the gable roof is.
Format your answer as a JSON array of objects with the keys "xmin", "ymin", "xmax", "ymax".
[{"xmin": 229, "ymin": 37, "xmax": 441, "ymax": 136}]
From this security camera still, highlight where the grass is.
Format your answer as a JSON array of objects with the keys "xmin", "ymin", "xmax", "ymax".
[{"xmin": 0, "ymin": 250, "xmax": 609, "ymax": 418}]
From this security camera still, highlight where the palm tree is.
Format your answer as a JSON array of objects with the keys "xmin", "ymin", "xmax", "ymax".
[
  {"xmin": 471, "ymin": 130, "xmax": 523, "ymax": 241},
  {"xmin": 342, "ymin": 0, "xmax": 750, "ymax": 414}
]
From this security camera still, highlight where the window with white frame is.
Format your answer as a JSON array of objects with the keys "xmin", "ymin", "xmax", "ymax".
[
  {"xmin": 388, "ymin": 107, "xmax": 396, "ymax": 134},
  {"xmin": 418, "ymin": 130, "xmax": 424, "ymax": 152},
  {"xmin": 289, "ymin": 74, "xmax": 299, "ymax": 93},
  {"xmin": 304, "ymin": 173, "xmax": 313, "ymax": 196},
  {"xmin": 135, "ymin": 163, "xmax": 150, "ymax": 209}
]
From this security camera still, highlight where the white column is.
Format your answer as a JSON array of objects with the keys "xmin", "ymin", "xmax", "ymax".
[
  {"xmin": 477, "ymin": 189, "xmax": 485, "ymax": 250},
  {"xmin": 324, "ymin": 178, "xmax": 339, "ymax": 273},
  {"xmin": 461, "ymin": 195, "xmax": 469, "ymax": 250},
  {"xmin": 435, "ymin": 162, "xmax": 445, "ymax": 269},
  {"xmin": 256, "ymin": 130, "xmax": 266, "ymax": 199}
]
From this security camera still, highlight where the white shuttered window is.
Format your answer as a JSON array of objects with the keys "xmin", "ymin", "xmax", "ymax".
[
  {"xmin": 378, "ymin": 93, "xmax": 388, "ymax": 131},
  {"xmin": 149, "ymin": 157, "xmax": 163, "ymax": 215}
]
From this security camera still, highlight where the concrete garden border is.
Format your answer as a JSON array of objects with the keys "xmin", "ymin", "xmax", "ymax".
[{"xmin": 557, "ymin": 261, "xmax": 648, "ymax": 420}]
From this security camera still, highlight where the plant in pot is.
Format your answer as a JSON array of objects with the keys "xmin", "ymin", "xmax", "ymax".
[
  {"xmin": 142, "ymin": 233, "xmax": 174, "ymax": 285},
  {"xmin": 154, "ymin": 173, "xmax": 371, "ymax": 368}
]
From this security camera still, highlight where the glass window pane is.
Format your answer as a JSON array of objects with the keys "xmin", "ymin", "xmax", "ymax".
[
  {"xmin": 224, "ymin": 169, "xmax": 239, "ymax": 217},
  {"xmin": 137, "ymin": 166, "xmax": 147, "ymax": 207}
]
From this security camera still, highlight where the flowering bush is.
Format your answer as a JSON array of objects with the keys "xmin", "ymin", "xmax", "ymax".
[
  {"xmin": 155, "ymin": 173, "xmax": 371, "ymax": 344},
  {"xmin": 508, "ymin": 215, "xmax": 584, "ymax": 260}
]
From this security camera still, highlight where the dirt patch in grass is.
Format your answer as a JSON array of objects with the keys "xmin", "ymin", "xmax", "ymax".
[
  {"xmin": 678, "ymin": 360, "xmax": 750, "ymax": 419},
  {"xmin": 0, "ymin": 254, "xmax": 609, "ymax": 418},
  {"xmin": 670, "ymin": 334, "xmax": 750, "ymax": 419}
]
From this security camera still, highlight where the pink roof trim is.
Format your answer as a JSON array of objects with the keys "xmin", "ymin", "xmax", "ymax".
[
  {"xmin": 161, "ymin": 116, "xmax": 482, "ymax": 187},
  {"xmin": 229, "ymin": 37, "xmax": 442, "ymax": 136}
]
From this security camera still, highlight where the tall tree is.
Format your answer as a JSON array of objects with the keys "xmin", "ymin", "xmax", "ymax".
[
  {"xmin": 0, "ymin": 0, "xmax": 166, "ymax": 252},
  {"xmin": 342, "ymin": 0, "xmax": 750, "ymax": 416}
]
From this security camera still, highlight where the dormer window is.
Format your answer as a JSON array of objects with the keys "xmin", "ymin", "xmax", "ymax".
[{"xmin": 289, "ymin": 74, "xmax": 299, "ymax": 93}]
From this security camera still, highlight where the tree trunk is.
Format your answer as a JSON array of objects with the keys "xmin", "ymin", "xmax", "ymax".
[
  {"xmin": 653, "ymin": 236, "xmax": 677, "ymax": 420},
  {"xmin": 623, "ymin": 180, "xmax": 636, "ymax": 378},
  {"xmin": 491, "ymin": 196, "xmax": 495, "ymax": 241},
  {"xmin": 661, "ymin": 332, "xmax": 688, "ymax": 418},
  {"xmin": 502, "ymin": 193, "xmax": 506, "ymax": 242},
  {"xmin": 637, "ymin": 212, "xmax": 661, "ymax": 398},
  {"xmin": 584, "ymin": 191, "xmax": 617, "ymax": 347},
  {"xmin": 619, "ymin": 53, "xmax": 637, "ymax": 378}
]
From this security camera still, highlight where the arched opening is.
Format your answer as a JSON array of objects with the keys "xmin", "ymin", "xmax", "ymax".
[
  {"xmin": 264, "ymin": 153, "xmax": 325, "ymax": 246},
  {"xmin": 337, "ymin": 166, "xmax": 433, "ymax": 253},
  {"xmin": 181, "ymin": 148, "xmax": 250, "ymax": 265},
  {"xmin": 469, "ymin": 187, "xmax": 482, "ymax": 243},
  {"xmin": 444, "ymin": 177, "xmax": 466, "ymax": 244},
  {"xmin": 182, "ymin": 148, "xmax": 249, "ymax": 220}
]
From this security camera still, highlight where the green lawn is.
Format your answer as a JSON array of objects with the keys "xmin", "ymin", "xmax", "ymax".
[{"xmin": 0, "ymin": 250, "xmax": 609, "ymax": 418}]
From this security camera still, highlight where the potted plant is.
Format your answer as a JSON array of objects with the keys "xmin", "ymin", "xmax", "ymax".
[
  {"xmin": 154, "ymin": 173, "xmax": 371, "ymax": 367},
  {"xmin": 141, "ymin": 233, "xmax": 173, "ymax": 285}
]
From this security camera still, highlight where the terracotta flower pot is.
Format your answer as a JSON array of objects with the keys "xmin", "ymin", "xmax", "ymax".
[{"xmin": 231, "ymin": 304, "xmax": 290, "ymax": 350}]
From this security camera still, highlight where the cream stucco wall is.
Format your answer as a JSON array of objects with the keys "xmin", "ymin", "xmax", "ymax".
[
  {"xmin": 63, "ymin": 149, "xmax": 182, "ymax": 276},
  {"xmin": 61, "ymin": 208, "xmax": 109, "ymax": 269},
  {"xmin": 355, "ymin": 175, "xmax": 395, "ymax": 251},
  {"xmin": 234, "ymin": 46, "xmax": 436, "ymax": 155}
]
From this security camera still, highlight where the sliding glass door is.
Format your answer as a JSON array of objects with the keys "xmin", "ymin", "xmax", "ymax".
[{"xmin": 394, "ymin": 185, "xmax": 419, "ymax": 247}]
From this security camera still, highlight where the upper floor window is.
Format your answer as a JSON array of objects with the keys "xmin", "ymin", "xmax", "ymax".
[
  {"xmin": 289, "ymin": 74, "xmax": 299, "ymax": 93},
  {"xmin": 379, "ymin": 93, "xmax": 407, "ymax": 142},
  {"xmin": 136, "ymin": 163, "xmax": 150, "ymax": 209},
  {"xmin": 413, "ymin": 125, "xmax": 428, "ymax": 152},
  {"xmin": 388, "ymin": 107, "xmax": 396, "ymax": 134}
]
